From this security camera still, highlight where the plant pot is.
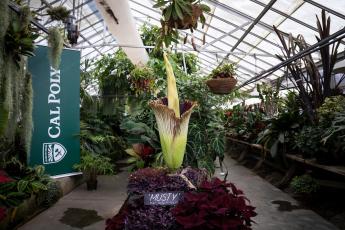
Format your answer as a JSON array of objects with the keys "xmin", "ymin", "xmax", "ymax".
[
  {"xmin": 86, "ymin": 179, "xmax": 98, "ymax": 190},
  {"xmin": 206, "ymin": 77, "xmax": 237, "ymax": 94},
  {"xmin": 165, "ymin": 5, "xmax": 202, "ymax": 30},
  {"xmin": 133, "ymin": 79, "xmax": 152, "ymax": 91}
]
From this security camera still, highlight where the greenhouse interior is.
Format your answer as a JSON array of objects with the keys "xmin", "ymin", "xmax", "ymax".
[{"xmin": 0, "ymin": 0, "xmax": 345, "ymax": 229}]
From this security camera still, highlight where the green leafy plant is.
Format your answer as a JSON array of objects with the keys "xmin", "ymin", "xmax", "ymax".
[
  {"xmin": 80, "ymin": 116, "xmax": 127, "ymax": 162},
  {"xmin": 290, "ymin": 174, "xmax": 319, "ymax": 194},
  {"xmin": 74, "ymin": 152, "xmax": 114, "ymax": 190},
  {"xmin": 177, "ymin": 74, "xmax": 243, "ymax": 173},
  {"xmin": 38, "ymin": 181, "xmax": 62, "ymax": 207},
  {"xmin": 257, "ymin": 80, "xmax": 282, "ymax": 118},
  {"xmin": 46, "ymin": 5, "xmax": 70, "ymax": 22},
  {"xmin": 5, "ymin": 6, "xmax": 38, "ymax": 66},
  {"xmin": 209, "ymin": 63, "xmax": 236, "ymax": 79},
  {"xmin": 226, "ymin": 104, "xmax": 266, "ymax": 142},
  {"xmin": 274, "ymin": 10, "xmax": 343, "ymax": 124},
  {"xmin": 74, "ymin": 152, "xmax": 114, "ymax": 176},
  {"xmin": 323, "ymin": 110, "xmax": 345, "ymax": 145},
  {"xmin": 171, "ymin": 52, "xmax": 199, "ymax": 74},
  {"xmin": 120, "ymin": 119, "xmax": 161, "ymax": 170},
  {"xmin": 92, "ymin": 50, "xmax": 134, "ymax": 118},
  {"xmin": 93, "ymin": 49, "xmax": 134, "ymax": 96},
  {"xmin": 257, "ymin": 108, "xmax": 301, "ymax": 158},
  {"xmin": 153, "ymin": 0, "xmax": 211, "ymax": 48},
  {"xmin": 0, "ymin": 159, "xmax": 53, "ymax": 208},
  {"xmin": 317, "ymin": 96, "xmax": 345, "ymax": 126},
  {"xmin": 320, "ymin": 104, "xmax": 345, "ymax": 164},
  {"xmin": 293, "ymin": 126, "xmax": 324, "ymax": 158},
  {"xmin": 129, "ymin": 65, "xmax": 155, "ymax": 95}
]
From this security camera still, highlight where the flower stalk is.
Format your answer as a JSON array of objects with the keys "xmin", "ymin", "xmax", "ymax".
[{"xmin": 149, "ymin": 52, "xmax": 196, "ymax": 170}]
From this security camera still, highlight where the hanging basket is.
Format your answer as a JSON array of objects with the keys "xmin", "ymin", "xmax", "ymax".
[
  {"xmin": 206, "ymin": 77, "xmax": 237, "ymax": 94},
  {"xmin": 164, "ymin": 5, "xmax": 202, "ymax": 30}
]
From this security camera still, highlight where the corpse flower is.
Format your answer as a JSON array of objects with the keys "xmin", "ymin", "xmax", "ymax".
[{"xmin": 149, "ymin": 53, "xmax": 196, "ymax": 170}]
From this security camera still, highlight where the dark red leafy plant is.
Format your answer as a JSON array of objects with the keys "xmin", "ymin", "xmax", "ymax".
[
  {"xmin": 127, "ymin": 168, "xmax": 191, "ymax": 195},
  {"xmin": 0, "ymin": 170, "xmax": 14, "ymax": 183},
  {"xmin": 0, "ymin": 207, "xmax": 7, "ymax": 222},
  {"xmin": 172, "ymin": 177, "xmax": 256, "ymax": 230},
  {"xmin": 107, "ymin": 168, "xmax": 194, "ymax": 230}
]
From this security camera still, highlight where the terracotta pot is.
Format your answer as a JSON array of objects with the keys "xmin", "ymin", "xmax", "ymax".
[{"xmin": 206, "ymin": 77, "xmax": 237, "ymax": 94}]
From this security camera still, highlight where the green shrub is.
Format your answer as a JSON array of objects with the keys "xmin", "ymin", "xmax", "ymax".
[
  {"xmin": 209, "ymin": 63, "xmax": 236, "ymax": 78},
  {"xmin": 318, "ymin": 96, "xmax": 345, "ymax": 125},
  {"xmin": 293, "ymin": 126, "xmax": 324, "ymax": 158},
  {"xmin": 290, "ymin": 174, "xmax": 319, "ymax": 194}
]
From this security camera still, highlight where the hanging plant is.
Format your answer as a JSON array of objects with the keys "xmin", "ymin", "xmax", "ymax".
[
  {"xmin": 129, "ymin": 65, "xmax": 155, "ymax": 95},
  {"xmin": 47, "ymin": 27, "xmax": 64, "ymax": 69},
  {"xmin": 47, "ymin": 6, "xmax": 70, "ymax": 23},
  {"xmin": 153, "ymin": 0, "xmax": 211, "ymax": 48},
  {"xmin": 4, "ymin": 6, "xmax": 38, "ymax": 66},
  {"xmin": 206, "ymin": 63, "xmax": 238, "ymax": 94},
  {"xmin": 21, "ymin": 73, "xmax": 33, "ymax": 156}
]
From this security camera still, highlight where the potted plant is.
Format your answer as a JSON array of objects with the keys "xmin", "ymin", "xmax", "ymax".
[
  {"xmin": 206, "ymin": 63, "xmax": 238, "ymax": 94},
  {"xmin": 105, "ymin": 53, "xmax": 256, "ymax": 229},
  {"xmin": 129, "ymin": 65, "xmax": 155, "ymax": 95},
  {"xmin": 153, "ymin": 0, "xmax": 211, "ymax": 48},
  {"xmin": 74, "ymin": 152, "xmax": 114, "ymax": 190}
]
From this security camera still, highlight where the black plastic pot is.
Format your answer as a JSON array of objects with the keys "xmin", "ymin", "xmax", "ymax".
[{"xmin": 86, "ymin": 179, "xmax": 98, "ymax": 190}]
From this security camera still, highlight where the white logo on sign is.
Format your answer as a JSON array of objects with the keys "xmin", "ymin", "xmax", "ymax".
[{"xmin": 42, "ymin": 142, "xmax": 67, "ymax": 164}]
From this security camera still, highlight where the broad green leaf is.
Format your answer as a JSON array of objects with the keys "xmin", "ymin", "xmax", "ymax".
[
  {"xmin": 164, "ymin": 5, "xmax": 173, "ymax": 20},
  {"xmin": 31, "ymin": 182, "xmax": 47, "ymax": 193},
  {"xmin": 17, "ymin": 180, "xmax": 29, "ymax": 192},
  {"xmin": 125, "ymin": 148, "xmax": 140, "ymax": 158},
  {"xmin": 270, "ymin": 139, "xmax": 279, "ymax": 158},
  {"xmin": 174, "ymin": 2, "xmax": 184, "ymax": 20},
  {"xmin": 126, "ymin": 157, "xmax": 137, "ymax": 163}
]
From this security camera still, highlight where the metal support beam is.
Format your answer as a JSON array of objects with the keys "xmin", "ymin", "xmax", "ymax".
[
  {"xmin": 134, "ymin": 14, "xmax": 279, "ymax": 77},
  {"xmin": 250, "ymin": 0, "xmax": 345, "ymax": 46},
  {"xmin": 251, "ymin": 0, "xmax": 314, "ymax": 30},
  {"xmin": 237, "ymin": 26, "xmax": 345, "ymax": 89},
  {"xmin": 78, "ymin": 33, "xmax": 113, "ymax": 47},
  {"xmin": 130, "ymin": 2, "xmax": 279, "ymax": 72},
  {"xmin": 82, "ymin": 45, "xmax": 116, "ymax": 59},
  {"xmin": 230, "ymin": 0, "xmax": 277, "ymax": 53},
  {"xmin": 38, "ymin": 0, "xmax": 60, "ymax": 11},
  {"xmin": 76, "ymin": 42, "xmax": 275, "ymax": 57},
  {"xmin": 233, "ymin": 0, "xmax": 305, "ymax": 72},
  {"xmin": 204, "ymin": 11, "xmax": 282, "ymax": 49},
  {"xmin": 303, "ymin": 0, "xmax": 345, "ymax": 20},
  {"xmin": 205, "ymin": 0, "xmax": 285, "ymax": 36},
  {"xmin": 131, "ymin": 0, "xmax": 279, "ymax": 58},
  {"xmin": 9, "ymin": 1, "xmax": 49, "ymax": 34},
  {"xmin": 201, "ymin": 21, "xmax": 251, "ymax": 50}
]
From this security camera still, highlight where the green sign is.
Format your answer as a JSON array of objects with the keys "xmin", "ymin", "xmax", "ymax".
[{"xmin": 28, "ymin": 46, "xmax": 80, "ymax": 176}]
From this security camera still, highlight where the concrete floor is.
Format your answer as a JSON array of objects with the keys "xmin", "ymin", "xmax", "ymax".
[
  {"xmin": 19, "ymin": 173, "xmax": 129, "ymax": 230},
  {"xmin": 19, "ymin": 156, "xmax": 339, "ymax": 230},
  {"xmin": 217, "ymin": 155, "xmax": 339, "ymax": 230}
]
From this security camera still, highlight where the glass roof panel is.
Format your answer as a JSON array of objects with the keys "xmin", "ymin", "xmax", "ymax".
[
  {"xmin": 211, "ymin": 6, "xmax": 248, "ymax": 26},
  {"xmin": 221, "ymin": 0, "xmax": 264, "ymax": 18},
  {"xmin": 34, "ymin": 0, "xmax": 345, "ymax": 88},
  {"xmin": 312, "ymin": 0, "xmax": 345, "ymax": 15}
]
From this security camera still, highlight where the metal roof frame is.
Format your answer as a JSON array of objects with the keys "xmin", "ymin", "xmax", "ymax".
[{"xmin": 33, "ymin": 0, "xmax": 345, "ymax": 88}]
